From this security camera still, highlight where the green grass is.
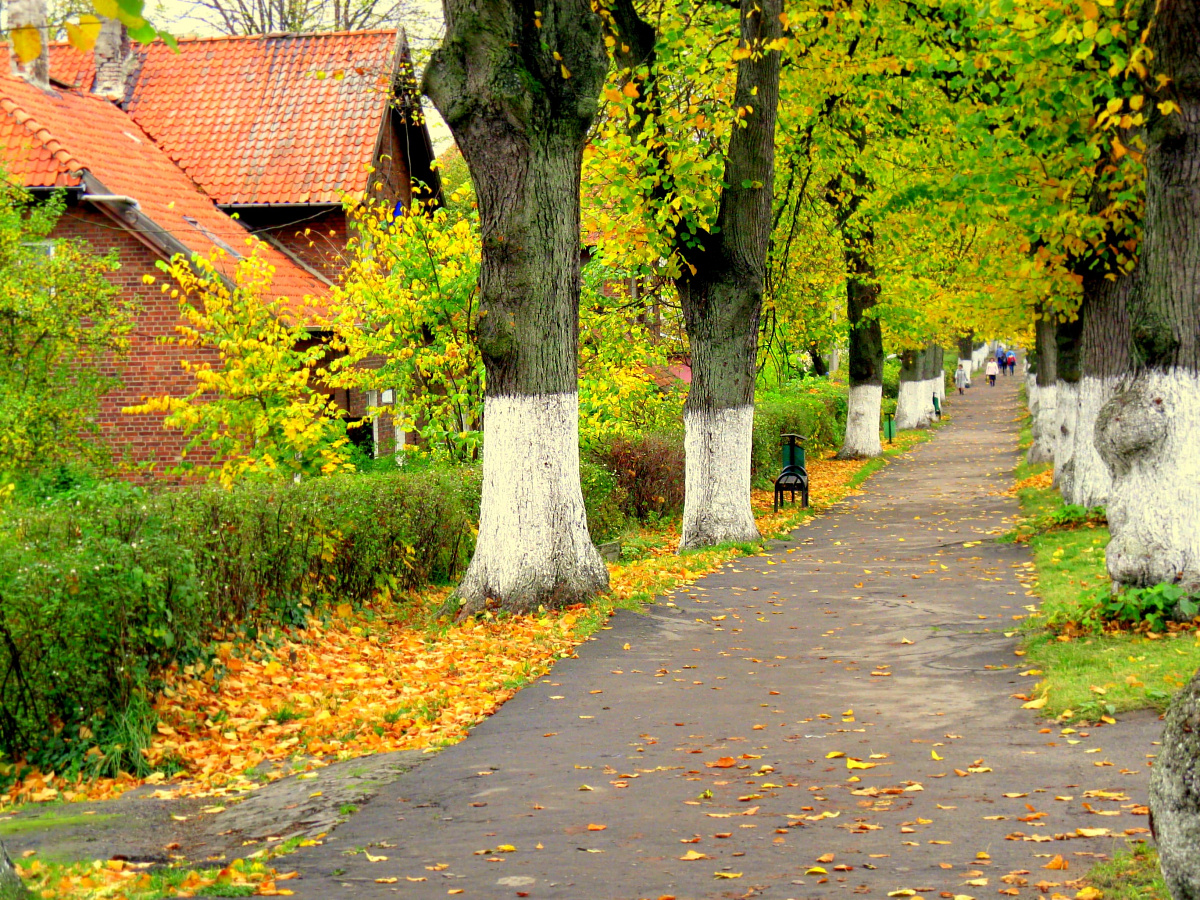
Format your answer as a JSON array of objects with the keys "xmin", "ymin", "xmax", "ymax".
[
  {"xmin": 0, "ymin": 810, "xmax": 120, "ymax": 836},
  {"xmin": 1017, "ymin": 481, "xmax": 1200, "ymax": 721},
  {"xmin": 1082, "ymin": 843, "xmax": 1167, "ymax": 900}
]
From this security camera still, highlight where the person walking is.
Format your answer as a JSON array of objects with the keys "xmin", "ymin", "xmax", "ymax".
[
  {"xmin": 955, "ymin": 362, "xmax": 969, "ymax": 395},
  {"xmin": 1006, "ymin": 349, "xmax": 1017, "ymax": 375},
  {"xmin": 996, "ymin": 346, "xmax": 1008, "ymax": 375},
  {"xmin": 985, "ymin": 357, "xmax": 999, "ymax": 387}
]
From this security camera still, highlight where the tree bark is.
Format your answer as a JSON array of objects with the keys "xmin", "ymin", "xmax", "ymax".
[
  {"xmin": 1052, "ymin": 315, "xmax": 1083, "ymax": 494},
  {"xmin": 927, "ymin": 343, "xmax": 945, "ymax": 413},
  {"xmin": 676, "ymin": 0, "xmax": 782, "ymax": 550},
  {"xmin": 423, "ymin": 0, "xmax": 609, "ymax": 614},
  {"xmin": 1028, "ymin": 312, "xmax": 1058, "ymax": 465},
  {"xmin": 1096, "ymin": 0, "xmax": 1200, "ymax": 596},
  {"xmin": 835, "ymin": 223, "xmax": 884, "ymax": 459},
  {"xmin": 895, "ymin": 348, "xmax": 927, "ymax": 430},
  {"xmin": 957, "ymin": 332, "xmax": 974, "ymax": 365},
  {"xmin": 1066, "ymin": 270, "xmax": 1133, "ymax": 507},
  {"xmin": 1152, "ymin": 667, "xmax": 1200, "ymax": 900},
  {"xmin": 0, "ymin": 841, "xmax": 31, "ymax": 900}
]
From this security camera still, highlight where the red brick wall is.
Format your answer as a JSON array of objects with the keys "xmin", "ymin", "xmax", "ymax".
[{"xmin": 54, "ymin": 206, "xmax": 219, "ymax": 476}]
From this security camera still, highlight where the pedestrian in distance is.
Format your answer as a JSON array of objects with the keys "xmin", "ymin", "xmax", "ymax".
[
  {"xmin": 955, "ymin": 362, "xmax": 969, "ymax": 395},
  {"xmin": 1006, "ymin": 350, "xmax": 1017, "ymax": 375},
  {"xmin": 996, "ymin": 346, "xmax": 1007, "ymax": 375},
  {"xmin": 985, "ymin": 358, "xmax": 999, "ymax": 387}
]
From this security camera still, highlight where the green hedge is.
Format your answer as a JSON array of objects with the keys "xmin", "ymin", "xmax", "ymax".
[
  {"xmin": 0, "ymin": 468, "xmax": 481, "ymax": 769},
  {"xmin": 752, "ymin": 379, "xmax": 848, "ymax": 486}
]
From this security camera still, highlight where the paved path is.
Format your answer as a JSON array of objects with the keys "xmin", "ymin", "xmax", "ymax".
[{"xmin": 288, "ymin": 372, "xmax": 1158, "ymax": 900}]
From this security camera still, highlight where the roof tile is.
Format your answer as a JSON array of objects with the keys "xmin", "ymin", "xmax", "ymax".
[
  {"xmin": 0, "ymin": 74, "xmax": 326, "ymax": 309},
  {"xmin": 48, "ymin": 29, "xmax": 403, "ymax": 205}
]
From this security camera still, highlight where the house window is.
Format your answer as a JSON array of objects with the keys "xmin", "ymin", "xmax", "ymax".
[{"xmin": 21, "ymin": 240, "xmax": 55, "ymax": 258}]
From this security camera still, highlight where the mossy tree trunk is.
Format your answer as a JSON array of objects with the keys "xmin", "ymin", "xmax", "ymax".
[
  {"xmin": 1095, "ymin": 0, "xmax": 1200, "ymax": 596},
  {"xmin": 608, "ymin": 0, "xmax": 783, "ymax": 551},
  {"xmin": 0, "ymin": 841, "xmax": 31, "ymax": 900},
  {"xmin": 825, "ymin": 150, "xmax": 883, "ymax": 459},
  {"xmin": 1028, "ymin": 311, "xmax": 1058, "ymax": 465},
  {"xmin": 1052, "ymin": 314, "xmax": 1083, "ymax": 494},
  {"xmin": 1119, "ymin": 9, "xmax": 1200, "ymax": 888},
  {"xmin": 676, "ymin": 0, "xmax": 783, "ymax": 550},
  {"xmin": 423, "ymin": 0, "xmax": 609, "ymax": 614}
]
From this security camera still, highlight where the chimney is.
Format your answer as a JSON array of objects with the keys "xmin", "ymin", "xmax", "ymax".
[
  {"xmin": 6, "ymin": 0, "xmax": 50, "ymax": 89},
  {"xmin": 92, "ymin": 17, "xmax": 133, "ymax": 100}
]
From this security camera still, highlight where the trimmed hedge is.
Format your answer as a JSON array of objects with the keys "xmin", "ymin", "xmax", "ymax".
[
  {"xmin": 0, "ymin": 469, "xmax": 481, "ymax": 767},
  {"xmin": 752, "ymin": 379, "xmax": 847, "ymax": 486}
]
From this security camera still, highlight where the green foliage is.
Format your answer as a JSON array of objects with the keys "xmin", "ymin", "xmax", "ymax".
[
  {"xmin": 1081, "ymin": 583, "xmax": 1200, "ymax": 634},
  {"xmin": 0, "ymin": 468, "xmax": 480, "ymax": 770},
  {"xmin": 587, "ymin": 432, "xmax": 685, "ymax": 525},
  {"xmin": 126, "ymin": 245, "xmax": 356, "ymax": 484},
  {"xmin": 751, "ymin": 378, "xmax": 848, "ymax": 486},
  {"xmin": 0, "ymin": 180, "xmax": 131, "ymax": 483}
]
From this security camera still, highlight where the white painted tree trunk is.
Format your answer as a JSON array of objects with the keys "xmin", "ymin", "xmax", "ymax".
[
  {"xmin": 895, "ymin": 379, "xmax": 928, "ymax": 430},
  {"xmin": 921, "ymin": 378, "xmax": 938, "ymax": 421},
  {"xmin": 972, "ymin": 344, "xmax": 988, "ymax": 371},
  {"xmin": 1097, "ymin": 369, "xmax": 1200, "ymax": 590},
  {"xmin": 680, "ymin": 406, "xmax": 759, "ymax": 550},
  {"xmin": 1052, "ymin": 381, "xmax": 1079, "ymax": 493},
  {"xmin": 839, "ymin": 383, "xmax": 882, "ymax": 458},
  {"xmin": 1027, "ymin": 383, "xmax": 1057, "ymax": 466},
  {"xmin": 453, "ymin": 393, "xmax": 608, "ymax": 614},
  {"xmin": 1025, "ymin": 374, "xmax": 1037, "ymax": 411},
  {"xmin": 1064, "ymin": 375, "xmax": 1116, "ymax": 508}
]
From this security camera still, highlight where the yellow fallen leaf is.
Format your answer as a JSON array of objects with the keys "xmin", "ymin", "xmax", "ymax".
[
  {"xmin": 826, "ymin": 751, "xmax": 845, "ymax": 759},
  {"xmin": 714, "ymin": 872, "xmax": 742, "ymax": 879},
  {"xmin": 680, "ymin": 850, "xmax": 710, "ymax": 861},
  {"xmin": 1022, "ymin": 696, "xmax": 1048, "ymax": 710},
  {"xmin": 847, "ymin": 759, "xmax": 876, "ymax": 770},
  {"xmin": 374, "ymin": 877, "xmax": 398, "ymax": 883},
  {"xmin": 932, "ymin": 750, "xmax": 943, "ymax": 761},
  {"xmin": 364, "ymin": 853, "xmax": 388, "ymax": 862},
  {"xmin": 806, "ymin": 867, "xmax": 829, "ymax": 875}
]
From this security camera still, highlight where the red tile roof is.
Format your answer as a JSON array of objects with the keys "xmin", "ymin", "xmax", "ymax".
[
  {"xmin": 0, "ymin": 73, "xmax": 326, "ymax": 307},
  {"xmin": 49, "ymin": 30, "xmax": 404, "ymax": 205}
]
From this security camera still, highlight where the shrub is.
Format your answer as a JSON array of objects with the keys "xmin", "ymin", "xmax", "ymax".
[
  {"xmin": 1080, "ymin": 583, "xmax": 1200, "ymax": 633},
  {"xmin": 0, "ymin": 467, "xmax": 481, "ymax": 769},
  {"xmin": 580, "ymin": 461, "xmax": 628, "ymax": 543},
  {"xmin": 588, "ymin": 432, "xmax": 685, "ymax": 523},
  {"xmin": 752, "ymin": 379, "xmax": 847, "ymax": 485}
]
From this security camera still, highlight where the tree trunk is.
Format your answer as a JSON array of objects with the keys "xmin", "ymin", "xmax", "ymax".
[
  {"xmin": 1096, "ymin": 0, "xmax": 1200, "ymax": 595},
  {"xmin": 1066, "ymin": 271, "xmax": 1133, "ymax": 507},
  {"xmin": 676, "ymin": 0, "xmax": 782, "ymax": 551},
  {"xmin": 423, "ymin": 0, "xmax": 609, "ymax": 614},
  {"xmin": 836, "ymin": 232, "xmax": 884, "ymax": 459},
  {"xmin": 957, "ymin": 332, "xmax": 974, "ymax": 365},
  {"xmin": 1028, "ymin": 312, "xmax": 1058, "ymax": 465},
  {"xmin": 809, "ymin": 345, "xmax": 829, "ymax": 377},
  {"xmin": 0, "ymin": 841, "xmax": 31, "ymax": 900},
  {"xmin": 1052, "ymin": 315, "xmax": 1083, "ymax": 494},
  {"xmin": 1152, "ymin": 666, "xmax": 1200, "ymax": 900},
  {"xmin": 895, "ymin": 348, "xmax": 927, "ymax": 430},
  {"xmin": 927, "ymin": 343, "xmax": 945, "ymax": 413}
]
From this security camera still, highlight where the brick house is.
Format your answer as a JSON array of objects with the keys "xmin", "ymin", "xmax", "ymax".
[{"xmin": 0, "ymin": 27, "xmax": 440, "ymax": 473}]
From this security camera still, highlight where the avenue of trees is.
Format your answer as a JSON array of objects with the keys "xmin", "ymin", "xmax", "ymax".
[{"xmin": 6, "ymin": 0, "xmax": 1199, "ymax": 888}]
